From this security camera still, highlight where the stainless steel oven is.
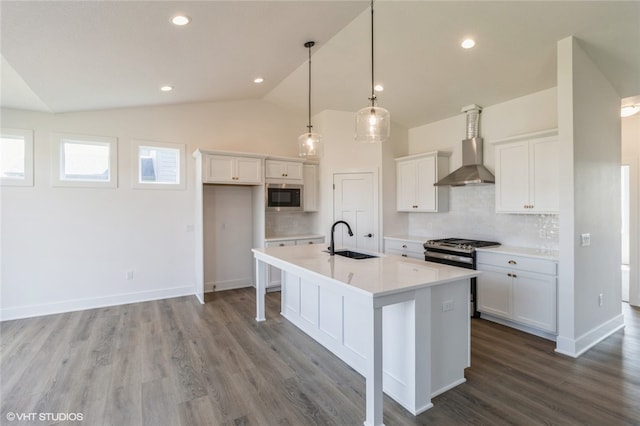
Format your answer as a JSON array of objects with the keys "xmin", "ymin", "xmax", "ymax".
[{"xmin": 424, "ymin": 238, "xmax": 500, "ymax": 317}]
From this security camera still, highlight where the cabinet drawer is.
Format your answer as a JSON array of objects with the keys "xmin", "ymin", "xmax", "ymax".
[
  {"xmin": 477, "ymin": 251, "xmax": 556, "ymax": 275},
  {"xmin": 266, "ymin": 240, "xmax": 296, "ymax": 248},
  {"xmin": 386, "ymin": 249, "xmax": 423, "ymax": 260},
  {"xmin": 296, "ymin": 238, "xmax": 324, "ymax": 246},
  {"xmin": 384, "ymin": 239, "xmax": 424, "ymax": 255}
]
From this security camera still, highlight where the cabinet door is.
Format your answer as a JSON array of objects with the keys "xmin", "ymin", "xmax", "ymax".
[
  {"xmin": 303, "ymin": 164, "xmax": 318, "ymax": 212},
  {"xmin": 512, "ymin": 271, "xmax": 557, "ymax": 332},
  {"xmin": 283, "ymin": 162, "xmax": 303, "ymax": 180},
  {"xmin": 296, "ymin": 238, "xmax": 324, "ymax": 246},
  {"xmin": 235, "ymin": 157, "xmax": 263, "ymax": 184},
  {"xmin": 265, "ymin": 161, "xmax": 283, "ymax": 179},
  {"xmin": 530, "ymin": 136, "xmax": 559, "ymax": 213},
  {"xmin": 204, "ymin": 155, "xmax": 235, "ymax": 183},
  {"xmin": 266, "ymin": 160, "xmax": 302, "ymax": 180},
  {"xmin": 477, "ymin": 265, "xmax": 513, "ymax": 319},
  {"xmin": 396, "ymin": 160, "xmax": 417, "ymax": 211},
  {"xmin": 495, "ymin": 141, "xmax": 530, "ymax": 212},
  {"xmin": 414, "ymin": 155, "xmax": 437, "ymax": 212}
]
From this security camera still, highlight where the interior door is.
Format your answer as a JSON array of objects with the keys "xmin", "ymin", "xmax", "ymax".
[{"xmin": 333, "ymin": 172, "xmax": 379, "ymax": 252}]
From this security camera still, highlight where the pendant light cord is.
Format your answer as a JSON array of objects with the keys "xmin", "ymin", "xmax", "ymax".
[
  {"xmin": 369, "ymin": 0, "xmax": 376, "ymax": 107},
  {"xmin": 307, "ymin": 42, "xmax": 313, "ymax": 131}
]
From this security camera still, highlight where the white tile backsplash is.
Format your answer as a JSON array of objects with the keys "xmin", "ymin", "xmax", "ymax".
[
  {"xmin": 408, "ymin": 185, "xmax": 559, "ymax": 250},
  {"xmin": 266, "ymin": 212, "xmax": 318, "ymax": 238}
]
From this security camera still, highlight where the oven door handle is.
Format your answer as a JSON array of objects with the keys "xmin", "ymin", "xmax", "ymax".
[{"xmin": 424, "ymin": 250, "xmax": 474, "ymax": 265}]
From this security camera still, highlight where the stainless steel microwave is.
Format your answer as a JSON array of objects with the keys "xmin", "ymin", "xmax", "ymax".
[{"xmin": 266, "ymin": 183, "xmax": 303, "ymax": 211}]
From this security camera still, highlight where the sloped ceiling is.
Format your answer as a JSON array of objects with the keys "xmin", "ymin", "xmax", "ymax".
[{"xmin": 1, "ymin": 1, "xmax": 639, "ymax": 128}]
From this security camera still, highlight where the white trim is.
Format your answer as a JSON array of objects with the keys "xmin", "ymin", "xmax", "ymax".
[
  {"xmin": 204, "ymin": 278, "xmax": 253, "ymax": 293},
  {"xmin": 51, "ymin": 132, "xmax": 118, "ymax": 188},
  {"xmin": 131, "ymin": 139, "xmax": 186, "ymax": 190},
  {"xmin": 555, "ymin": 313, "xmax": 625, "ymax": 358},
  {"xmin": 0, "ymin": 285, "xmax": 194, "ymax": 321},
  {"xmin": 0, "ymin": 128, "xmax": 34, "ymax": 187}
]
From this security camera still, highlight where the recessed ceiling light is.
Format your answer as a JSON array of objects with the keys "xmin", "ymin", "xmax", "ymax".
[
  {"xmin": 374, "ymin": 84, "xmax": 384, "ymax": 92},
  {"xmin": 171, "ymin": 15, "xmax": 191, "ymax": 26},
  {"xmin": 461, "ymin": 38, "xmax": 476, "ymax": 49},
  {"xmin": 254, "ymin": 77, "xmax": 264, "ymax": 84},
  {"xmin": 160, "ymin": 86, "xmax": 173, "ymax": 92},
  {"xmin": 621, "ymin": 104, "xmax": 640, "ymax": 118}
]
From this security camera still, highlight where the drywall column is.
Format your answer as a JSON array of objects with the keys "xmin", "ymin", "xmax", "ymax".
[{"xmin": 556, "ymin": 36, "xmax": 625, "ymax": 357}]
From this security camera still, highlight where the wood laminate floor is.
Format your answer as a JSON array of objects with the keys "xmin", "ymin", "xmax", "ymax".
[{"xmin": 1, "ymin": 289, "xmax": 639, "ymax": 426}]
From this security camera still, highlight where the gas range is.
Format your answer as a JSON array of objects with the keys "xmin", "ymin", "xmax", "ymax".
[
  {"xmin": 423, "ymin": 238, "xmax": 500, "ymax": 318},
  {"xmin": 423, "ymin": 238, "xmax": 501, "ymax": 254}
]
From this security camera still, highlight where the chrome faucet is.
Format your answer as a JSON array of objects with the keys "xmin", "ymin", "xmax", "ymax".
[{"xmin": 329, "ymin": 220, "xmax": 354, "ymax": 255}]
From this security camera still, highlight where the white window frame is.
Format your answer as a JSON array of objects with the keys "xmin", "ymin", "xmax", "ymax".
[
  {"xmin": 1, "ymin": 128, "xmax": 34, "ymax": 187},
  {"xmin": 131, "ymin": 140, "xmax": 186, "ymax": 190},
  {"xmin": 51, "ymin": 133, "xmax": 118, "ymax": 188}
]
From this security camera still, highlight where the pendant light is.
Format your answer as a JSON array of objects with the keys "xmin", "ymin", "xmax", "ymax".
[
  {"xmin": 298, "ymin": 41, "xmax": 323, "ymax": 158},
  {"xmin": 355, "ymin": 0, "xmax": 390, "ymax": 143}
]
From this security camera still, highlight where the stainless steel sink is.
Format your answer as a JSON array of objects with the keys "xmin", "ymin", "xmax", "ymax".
[{"xmin": 333, "ymin": 249, "xmax": 378, "ymax": 260}]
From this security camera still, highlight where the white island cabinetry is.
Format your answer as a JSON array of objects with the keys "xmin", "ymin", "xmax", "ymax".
[
  {"xmin": 264, "ymin": 235, "xmax": 325, "ymax": 290},
  {"xmin": 477, "ymin": 247, "xmax": 558, "ymax": 339},
  {"xmin": 253, "ymin": 244, "xmax": 478, "ymax": 425}
]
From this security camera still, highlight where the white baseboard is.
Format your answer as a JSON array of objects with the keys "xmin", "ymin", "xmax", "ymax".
[
  {"xmin": 205, "ymin": 278, "xmax": 253, "ymax": 293},
  {"xmin": 0, "ymin": 285, "xmax": 194, "ymax": 321},
  {"xmin": 555, "ymin": 313, "xmax": 625, "ymax": 358},
  {"xmin": 480, "ymin": 313, "xmax": 557, "ymax": 341}
]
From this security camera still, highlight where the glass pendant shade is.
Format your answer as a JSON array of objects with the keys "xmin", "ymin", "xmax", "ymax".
[
  {"xmin": 355, "ymin": 105, "xmax": 390, "ymax": 143},
  {"xmin": 298, "ymin": 132, "xmax": 323, "ymax": 158}
]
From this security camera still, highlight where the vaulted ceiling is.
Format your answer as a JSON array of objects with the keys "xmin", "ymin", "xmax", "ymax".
[{"xmin": 1, "ymin": 1, "xmax": 639, "ymax": 128}]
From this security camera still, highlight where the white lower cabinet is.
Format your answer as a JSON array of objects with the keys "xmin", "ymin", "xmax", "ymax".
[
  {"xmin": 384, "ymin": 237, "xmax": 424, "ymax": 260},
  {"xmin": 265, "ymin": 236, "xmax": 325, "ymax": 289},
  {"xmin": 477, "ymin": 250, "xmax": 557, "ymax": 336}
]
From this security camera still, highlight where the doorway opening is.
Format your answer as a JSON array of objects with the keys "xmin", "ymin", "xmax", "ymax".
[{"xmin": 622, "ymin": 165, "xmax": 630, "ymax": 302}]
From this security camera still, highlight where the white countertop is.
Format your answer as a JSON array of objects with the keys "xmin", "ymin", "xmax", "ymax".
[
  {"xmin": 252, "ymin": 244, "xmax": 479, "ymax": 298},
  {"xmin": 264, "ymin": 234, "xmax": 324, "ymax": 242},
  {"xmin": 476, "ymin": 245, "xmax": 559, "ymax": 261}
]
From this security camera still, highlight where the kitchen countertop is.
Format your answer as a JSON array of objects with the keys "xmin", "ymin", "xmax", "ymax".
[
  {"xmin": 383, "ymin": 235, "xmax": 427, "ymax": 243},
  {"xmin": 252, "ymin": 244, "xmax": 479, "ymax": 297},
  {"xmin": 264, "ymin": 234, "xmax": 324, "ymax": 242},
  {"xmin": 476, "ymin": 245, "xmax": 559, "ymax": 261}
]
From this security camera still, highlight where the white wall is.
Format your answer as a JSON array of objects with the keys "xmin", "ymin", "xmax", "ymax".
[
  {"xmin": 0, "ymin": 100, "xmax": 303, "ymax": 320},
  {"xmin": 407, "ymin": 88, "xmax": 559, "ymax": 247},
  {"xmin": 556, "ymin": 36, "xmax": 624, "ymax": 357}
]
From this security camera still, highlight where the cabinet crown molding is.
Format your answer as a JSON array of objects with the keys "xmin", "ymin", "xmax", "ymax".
[
  {"xmin": 491, "ymin": 128, "xmax": 558, "ymax": 146},
  {"xmin": 394, "ymin": 150, "xmax": 451, "ymax": 162}
]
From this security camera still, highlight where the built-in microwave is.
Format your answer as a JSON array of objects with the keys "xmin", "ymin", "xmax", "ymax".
[{"xmin": 266, "ymin": 183, "xmax": 303, "ymax": 211}]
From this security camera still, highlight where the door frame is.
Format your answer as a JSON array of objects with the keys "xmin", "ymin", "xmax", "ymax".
[
  {"xmin": 622, "ymin": 156, "xmax": 639, "ymax": 306},
  {"xmin": 332, "ymin": 169, "xmax": 381, "ymax": 252}
]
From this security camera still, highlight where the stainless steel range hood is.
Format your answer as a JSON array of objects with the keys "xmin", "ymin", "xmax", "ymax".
[{"xmin": 435, "ymin": 104, "xmax": 495, "ymax": 187}]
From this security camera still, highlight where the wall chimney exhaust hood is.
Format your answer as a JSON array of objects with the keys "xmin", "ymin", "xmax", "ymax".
[{"xmin": 434, "ymin": 104, "xmax": 495, "ymax": 187}]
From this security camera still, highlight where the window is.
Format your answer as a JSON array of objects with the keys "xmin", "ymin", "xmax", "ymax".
[
  {"xmin": 51, "ymin": 133, "xmax": 117, "ymax": 188},
  {"xmin": 1, "ymin": 128, "xmax": 34, "ymax": 186},
  {"xmin": 132, "ymin": 140, "xmax": 185, "ymax": 189}
]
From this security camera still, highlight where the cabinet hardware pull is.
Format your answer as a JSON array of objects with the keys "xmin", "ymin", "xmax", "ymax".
[
  {"xmin": 508, "ymin": 260, "xmax": 517, "ymax": 265},
  {"xmin": 402, "ymin": 254, "xmax": 407, "ymax": 257},
  {"xmin": 364, "ymin": 233, "xmax": 373, "ymax": 238},
  {"xmin": 507, "ymin": 273, "xmax": 512, "ymax": 277},
  {"xmin": 402, "ymin": 244, "xmax": 407, "ymax": 248},
  {"xmin": 279, "ymin": 243, "xmax": 285, "ymax": 247},
  {"xmin": 512, "ymin": 274, "xmax": 517, "ymax": 278},
  {"xmin": 308, "ymin": 241, "xmax": 313, "ymax": 244}
]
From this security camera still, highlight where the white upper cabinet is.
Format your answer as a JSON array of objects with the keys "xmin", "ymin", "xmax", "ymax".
[
  {"xmin": 265, "ymin": 159, "xmax": 303, "ymax": 181},
  {"xmin": 303, "ymin": 163, "xmax": 319, "ymax": 212},
  {"xmin": 396, "ymin": 151, "xmax": 450, "ymax": 212},
  {"xmin": 204, "ymin": 154, "xmax": 263, "ymax": 184},
  {"xmin": 494, "ymin": 130, "xmax": 559, "ymax": 214}
]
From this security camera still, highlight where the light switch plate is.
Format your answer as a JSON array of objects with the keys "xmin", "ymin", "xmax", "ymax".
[{"xmin": 580, "ymin": 233, "xmax": 591, "ymax": 247}]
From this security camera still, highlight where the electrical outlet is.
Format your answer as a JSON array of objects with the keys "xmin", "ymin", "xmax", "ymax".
[
  {"xmin": 598, "ymin": 293, "xmax": 603, "ymax": 307},
  {"xmin": 442, "ymin": 300, "xmax": 454, "ymax": 312},
  {"xmin": 581, "ymin": 233, "xmax": 591, "ymax": 247}
]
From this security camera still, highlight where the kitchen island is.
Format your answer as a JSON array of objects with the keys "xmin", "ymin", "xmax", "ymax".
[{"xmin": 252, "ymin": 244, "xmax": 479, "ymax": 426}]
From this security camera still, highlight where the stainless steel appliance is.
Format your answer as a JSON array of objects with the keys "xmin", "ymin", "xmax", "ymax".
[
  {"xmin": 424, "ymin": 238, "xmax": 500, "ymax": 317},
  {"xmin": 266, "ymin": 183, "xmax": 303, "ymax": 211}
]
